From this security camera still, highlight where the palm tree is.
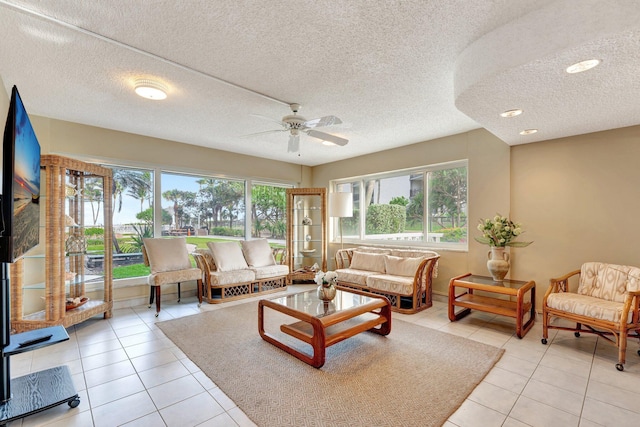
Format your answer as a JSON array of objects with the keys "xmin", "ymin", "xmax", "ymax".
[
  {"xmin": 111, "ymin": 168, "xmax": 149, "ymax": 253},
  {"xmin": 127, "ymin": 171, "xmax": 152, "ymax": 212}
]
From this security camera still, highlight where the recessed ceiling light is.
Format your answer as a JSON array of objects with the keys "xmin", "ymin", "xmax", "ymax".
[
  {"xmin": 134, "ymin": 79, "xmax": 167, "ymax": 100},
  {"xmin": 566, "ymin": 59, "xmax": 600, "ymax": 74},
  {"xmin": 519, "ymin": 129, "xmax": 538, "ymax": 135},
  {"xmin": 500, "ymin": 109, "xmax": 523, "ymax": 118}
]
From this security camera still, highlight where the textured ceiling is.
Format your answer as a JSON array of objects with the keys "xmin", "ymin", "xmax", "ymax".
[{"xmin": 0, "ymin": 0, "xmax": 638, "ymax": 166}]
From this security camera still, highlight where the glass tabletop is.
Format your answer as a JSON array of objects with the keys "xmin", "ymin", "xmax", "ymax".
[
  {"xmin": 268, "ymin": 288, "xmax": 382, "ymax": 318},
  {"xmin": 459, "ymin": 274, "xmax": 530, "ymax": 289}
]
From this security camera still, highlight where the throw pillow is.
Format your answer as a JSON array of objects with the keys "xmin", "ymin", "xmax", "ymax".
[
  {"xmin": 241, "ymin": 239, "xmax": 276, "ymax": 267},
  {"xmin": 384, "ymin": 255, "xmax": 425, "ymax": 277},
  {"xmin": 207, "ymin": 241, "xmax": 249, "ymax": 272},
  {"xmin": 350, "ymin": 251, "xmax": 386, "ymax": 273},
  {"xmin": 143, "ymin": 237, "xmax": 191, "ymax": 274}
]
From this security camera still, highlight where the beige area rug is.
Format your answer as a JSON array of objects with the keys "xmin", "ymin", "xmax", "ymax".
[{"xmin": 157, "ymin": 301, "xmax": 504, "ymax": 427}]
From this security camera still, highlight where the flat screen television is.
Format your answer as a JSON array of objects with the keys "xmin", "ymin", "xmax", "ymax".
[{"xmin": 0, "ymin": 86, "xmax": 41, "ymax": 263}]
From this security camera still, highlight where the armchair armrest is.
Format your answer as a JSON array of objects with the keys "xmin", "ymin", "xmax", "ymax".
[
  {"xmin": 413, "ymin": 255, "xmax": 440, "ymax": 295},
  {"xmin": 546, "ymin": 269, "xmax": 581, "ymax": 295},
  {"xmin": 335, "ymin": 248, "xmax": 354, "ymax": 269}
]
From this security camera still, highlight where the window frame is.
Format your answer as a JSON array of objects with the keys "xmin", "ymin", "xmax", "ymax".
[{"xmin": 330, "ymin": 160, "xmax": 468, "ymax": 250}]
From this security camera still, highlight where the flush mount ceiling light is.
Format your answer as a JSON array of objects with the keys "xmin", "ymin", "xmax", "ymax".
[
  {"xmin": 134, "ymin": 79, "xmax": 167, "ymax": 100},
  {"xmin": 519, "ymin": 129, "xmax": 538, "ymax": 135},
  {"xmin": 566, "ymin": 59, "xmax": 600, "ymax": 74},
  {"xmin": 500, "ymin": 109, "xmax": 523, "ymax": 118}
]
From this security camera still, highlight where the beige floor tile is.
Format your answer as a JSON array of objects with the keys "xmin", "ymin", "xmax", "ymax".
[
  {"xmin": 531, "ymin": 364, "xmax": 589, "ymax": 395},
  {"xmin": 130, "ymin": 348, "xmax": 179, "ymax": 372},
  {"xmin": 468, "ymin": 381, "xmax": 519, "ymax": 414},
  {"xmin": 84, "ymin": 359, "xmax": 136, "ymax": 388},
  {"xmin": 92, "ymin": 390, "xmax": 157, "ymax": 427},
  {"xmin": 509, "ymin": 396, "xmax": 580, "ymax": 427},
  {"xmin": 159, "ymin": 391, "xmax": 225, "ymax": 427},
  {"xmin": 581, "ymin": 396, "xmax": 640, "ymax": 425},
  {"xmin": 138, "ymin": 360, "xmax": 190, "ymax": 389},
  {"xmin": 448, "ymin": 399, "xmax": 507, "ymax": 426},
  {"xmin": 120, "ymin": 410, "xmax": 168, "ymax": 427},
  {"xmin": 148, "ymin": 375, "xmax": 206, "ymax": 409},
  {"xmin": 585, "ymin": 379, "xmax": 640, "ymax": 414},
  {"xmin": 87, "ymin": 373, "xmax": 146, "ymax": 407},
  {"xmin": 81, "ymin": 348, "xmax": 129, "ymax": 371},
  {"xmin": 522, "ymin": 378, "xmax": 585, "ymax": 415},
  {"xmin": 483, "ymin": 366, "xmax": 530, "ymax": 394}
]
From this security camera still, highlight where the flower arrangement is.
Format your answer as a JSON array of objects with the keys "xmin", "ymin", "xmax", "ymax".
[
  {"xmin": 314, "ymin": 270, "xmax": 338, "ymax": 287},
  {"xmin": 475, "ymin": 214, "xmax": 532, "ymax": 247}
]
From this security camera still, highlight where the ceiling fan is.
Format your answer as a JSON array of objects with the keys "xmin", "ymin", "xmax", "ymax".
[{"xmin": 248, "ymin": 103, "xmax": 348, "ymax": 152}]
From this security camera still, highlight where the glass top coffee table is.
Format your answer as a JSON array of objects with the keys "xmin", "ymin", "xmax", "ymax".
[{"xmin": 259, "ymin": 287, "xmax": 391, "ymax": 368}]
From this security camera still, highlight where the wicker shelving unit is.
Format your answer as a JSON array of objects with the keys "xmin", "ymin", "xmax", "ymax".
[{"xmin": 10, "ymin": 155, "xmax": 113, "ymax": 333}]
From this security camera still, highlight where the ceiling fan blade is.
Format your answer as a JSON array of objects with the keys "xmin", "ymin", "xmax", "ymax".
[
  {"xmin": 306, "ymin": 129, "xmax": 349, "ymax": 146},
  {"xmin": 287, "ymin": 134, "xmax": 300, "ymax": 153},
  {"xmin": 240, "ymin": 129, "xmax": 284, "ymax": 138},
  {"xmin": 250, "ymin": 113, "xmax": 286, "ymax": 127},
  {"xmin": 303, "ymin": 115, "xmax": 342, "ymax": 128}
]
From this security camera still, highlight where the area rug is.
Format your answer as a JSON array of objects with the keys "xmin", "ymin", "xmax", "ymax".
[{"xmin": 157, "ymin": 301, "xmax": 504, "ymax": 427}]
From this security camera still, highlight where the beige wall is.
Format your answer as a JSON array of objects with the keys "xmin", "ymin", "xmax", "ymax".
[
  {"xmin": 312, "ymin": 128, "xmax": 511, "ymax": 295},
  {"xmin": 7, "ymin": 72, "xmax": 638, "ymax": 310},
  {"xmin": 510, "ymin": 125, "xmax": 640, "ymax": 309}
]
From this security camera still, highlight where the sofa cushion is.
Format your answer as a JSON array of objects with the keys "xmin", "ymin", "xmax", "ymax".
[
  {"xmin": 336, "ymin": 268, "xmax": 376, "ymax": 286},
  {"xmin": 143, "ymin": 237, "xmax": 192, "ymax": 273},
  {"xmin": 366, "ymin": 274, "xmax": 414, "ymax": 296},
  {"xmin": 384, "ymin": 255, "xmax": 424, "ymax": 278},
  {"xmin": 578, "ymin": 262, "xmax": 640, "ymax": 303},
  {"xmin": 209, "ymin": 269, "xmax": 255, "ymax": 286},
  {"xmin": 546, "ymin": 292, "xmax": 632, "ymax": 323},
  {"xmin": 350, "ymin": 251, "xmax": 386, "ymax": 273},
  {"xmin": 241, "ymin": 239, "xmax": 276, "ymax": 267},
  {"xmin": 207, "ymin": 241, "xmax": 248, "ymax": 272},
  {"xmin": 148, "ymin": 268, "xmax": 202, "ymax": 286},
  {"xmin": 250, "ymin": 264, "xmax": 289, "ymax": 280}
]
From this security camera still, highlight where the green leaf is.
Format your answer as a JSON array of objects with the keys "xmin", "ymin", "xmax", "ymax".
[{"xmin": 506, "ymin": 241, "xmax": 533, "ymax": 247}]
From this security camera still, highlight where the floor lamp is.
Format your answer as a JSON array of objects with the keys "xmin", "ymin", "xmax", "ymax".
[{"xmin": 329, "ymin": 192, "xmax": 353, "ymax": 250}]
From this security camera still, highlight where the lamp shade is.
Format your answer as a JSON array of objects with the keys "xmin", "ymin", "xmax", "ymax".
[{"xmin": 329, "ymin": 192, "xmax": 353, "ymax": 218}]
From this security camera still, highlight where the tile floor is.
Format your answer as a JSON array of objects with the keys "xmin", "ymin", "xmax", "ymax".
[{"xmin": 6, "ymin": 285, "xmax": 640, "ymax": 427}]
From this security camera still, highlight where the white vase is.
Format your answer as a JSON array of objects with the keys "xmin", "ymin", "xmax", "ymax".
[{"xmin": 487, "ymin": 247, "xmax": 510, "ymax": 282}]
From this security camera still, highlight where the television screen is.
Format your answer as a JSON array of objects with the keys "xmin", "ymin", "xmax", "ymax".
[{"xmin": 0, "ymin": 86, "xmax": 41, "ymax": 263}]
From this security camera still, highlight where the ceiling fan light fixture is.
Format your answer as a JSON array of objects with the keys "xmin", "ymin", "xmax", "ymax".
[
  {"xmin": 134, "ymin": 79, "xmax": 168, "ymax": 100},
  {"xmin": 500, "ymin": 109, "xmax": 523, "ymax": 118},
  {"xmin": 566, "ymin": 59, "xmax": 600, "ymax": 74},
  {"xmin": 519, "ymin": 129, "xmax": 538, "ymax": 135},
  {"xmin": 322, "ymin": 140, "xmax": 337, "ymax": 146}
]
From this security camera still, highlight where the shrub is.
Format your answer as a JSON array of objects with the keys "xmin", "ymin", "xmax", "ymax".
[
  {"xmin": 85, "ymin": 227, "xmax": 104, "ymax": 238},
  {"xmin": 439, "ymin": 227, "xmax": 467, "ymax": 243},
  {"xmin": 366, "ymin": 204, "xmax": 406, "ymax": 234}
]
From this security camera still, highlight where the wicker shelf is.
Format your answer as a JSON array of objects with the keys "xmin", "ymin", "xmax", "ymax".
[{"xmin": 10, "ymin": 155, "xmax": 113, "ymax": 333}]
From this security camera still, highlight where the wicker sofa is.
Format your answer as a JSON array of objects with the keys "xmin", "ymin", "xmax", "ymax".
[
  {"xmin": 193, "ymin": 239, "xmax": 288, "ymax": 304},
  {"xmin": 335, "ymin": 246, "xmax": 440, "ymax": 314}
]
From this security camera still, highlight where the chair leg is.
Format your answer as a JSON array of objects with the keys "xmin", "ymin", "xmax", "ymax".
[
  {"xmin": 617, "ymin": 330, "xmax": 627, "ymax": 371},
  {"xmin": 197, "ymin": 279, "xmax": 203, "ymax": 307},
  {"xmin": 148, "ymin": 286, "xmax": 155, "ymax": 308},
  {"xmin": 177, "ymin": 283, "xmax": 181, "ymax": 303},
  {"xmin": 155, "ymin": 286, "xmax": 161, "ymax": 317},
  {"xmin": 541, "ymin": 309, "xmax": 549, "ymax": 344}
]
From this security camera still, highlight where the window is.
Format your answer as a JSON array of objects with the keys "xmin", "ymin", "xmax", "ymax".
[
  {"xmin": 161, "ymin": 173, "xmax": 245, "ymax": 237},
  {"xmin": 250, "ymin": 182, "xmax": 287, "ymax": 241},
  {"xmin": 109, "ymin": 167, "xmax": 154, "ymax": 279},
  {"xmin": 331, "ymin": 161, "xmax": 467, "ymax": 248}
]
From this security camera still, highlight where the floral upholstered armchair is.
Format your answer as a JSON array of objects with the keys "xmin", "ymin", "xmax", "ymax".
[{"xmin": 541, "ymin": 262, "xmax": 640, "ymax": 371}]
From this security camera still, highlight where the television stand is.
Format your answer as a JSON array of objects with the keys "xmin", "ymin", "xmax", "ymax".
[{"xmin": 0, "ymin": 326, "xmax": 79, "ymax": 425}]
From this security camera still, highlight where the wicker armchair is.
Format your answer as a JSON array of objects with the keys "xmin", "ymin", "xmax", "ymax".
[
  {"xmin": 541, "ymin": 262, "xmax": 640, "ymax": 371},
  {"xmin": 142, "ymin": 238, "xmax": 203, "ymax": 317}
]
